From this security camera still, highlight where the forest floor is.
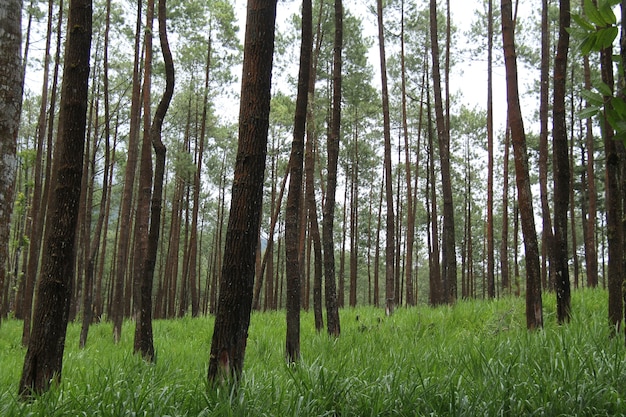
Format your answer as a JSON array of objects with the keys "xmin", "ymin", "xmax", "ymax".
[{"xmin": 1, "ymin": 288, "xmax": 625, "ymax": 416}]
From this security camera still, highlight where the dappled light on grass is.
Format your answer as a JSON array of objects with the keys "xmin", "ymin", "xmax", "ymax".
[{"xmin": 1, "ymin": 289, "xmax": 625, "ymax": 415}]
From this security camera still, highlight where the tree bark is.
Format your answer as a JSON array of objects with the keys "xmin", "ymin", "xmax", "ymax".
[
  {"xmin": 321, "ymin": 0, "xmax": 342, "ymax": 337},
  {"xmin": 134, "ymin": 0, "xmax": 174, "ymax": 361},
  {"xmin": 430, "ymin": 0, "xmax": 457, "ymax": 304},
  {"xmin": 285, "ymin": 0, "xmax": 312, "ymax": 364},
  {"xmin": 0, "ymin": 0, "xmax": 23, "ymax": 328},
  {"xmin": 377, "ymin": 0, "xmax": 395, "ymax": 315},
  {"xmin": 552, "ymin": 0, "xmax": 571, "ymax": 323},
  {"xmin": 112, "ymin": 0, "xmax": 143, "ymax": 343},
  {"xmin": 501, "ymin": 0, "xmax": 543, "ymax": 329},
  {"xmin": 207, "ymin": 0, "xmax": 278, "ymax": 383},
  {"xmin": 18, "ymin": 0, "xmax": 92, "ymax": 395}
]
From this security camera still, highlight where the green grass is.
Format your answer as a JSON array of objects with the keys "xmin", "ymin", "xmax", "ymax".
[{"xmin": 1, "ymin": 288, "xmax": 625, "ymax": 416}]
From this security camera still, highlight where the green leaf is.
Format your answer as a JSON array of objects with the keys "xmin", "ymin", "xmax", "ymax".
[
  {"xmin": 594, "ymin": 26, "xmax": 618, "ymax": 50},
  {"xmin": 610, "ymin": 97, "xmax": 626, "ymax": 117},
  {"xmin": 597, "ymin": 1, "xmax": 617, "ymax": 25},
  {"xmin": 571, "ymin": 13, "xmax": 596, "ymax": 31},
  {"xmin": 580, "ymin": 35, "xmax": 596, "ymax": 55},
  {"xmin": 584, "ymin": 0, "xmax": 608, "ymax": 26},
  {"xmin": 581, "ymin": 88, "xmax": 604, "ymax": 106},
  {"xmin": 596, "ymin": 81, "xmax": 614, "ymax": 97},
  {"xmin": 578, "ymin": 106, "xmax": 601, "ymax": 120}
]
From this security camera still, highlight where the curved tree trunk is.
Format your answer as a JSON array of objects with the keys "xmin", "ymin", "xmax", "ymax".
[{"xmin": 134, "ymin": 0, "xmax": 174, "ymax": 360}]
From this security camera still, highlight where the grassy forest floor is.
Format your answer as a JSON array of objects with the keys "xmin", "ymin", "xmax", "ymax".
[{"xmin": 1, "ymin": 288, "xmax": 625, "ymax": 416}]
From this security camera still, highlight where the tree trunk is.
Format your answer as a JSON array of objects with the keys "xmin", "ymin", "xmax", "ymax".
[
  {"xmin": 501, "ymin": 126, "xmax": 511, "ymax": 292},
  {"xmin": 430, "ymin": 0, "xmax": 456, "ymax": 304},
  {"xmin": 112, "ymin": 0, "xmax": 143, "ymax": 343},
  {"xmin": 552, "ymin": 0, "xmax": 571, "ymax": 324},
  {"xmin": 539, "ymin": 0, "xmax": 554, "ymax": 292},
  {"xmin": 133, "ymin": 0, "xmax": 173, "ymax": 360},
  {"xmin": 600, "ymin": 44, "xmax": 624, "ymax": 332},
  {"xmin": 285, "ymin": 0, "xmax": 311, "ymax": 364},
  {"xmin": 377, "ymin": 0, "xmax": 395, "ymax": 315},
  {"xmin": 501, "ymin": 0, "xmax": 543, "ymax": 329},
  {"xmin": 207, "ymin": 0, "xmax": 278, "ymax": 383},
  {"xmin": 486, "ymin": 0, "xmax": 495, "ymax": 299},
  {"xmin": 321, "ymin": 0, "xmax": 342, "ymax": 337},
  {"xmin": 21, "ymin": 0, "xmax": 60, "ymax": 343},
  {"xmin": 18, "ymin": 0, "xmax": 92, "ymax": 395},
  {"xmin": 0, "ymin": 0, "xmax": 23, "ymax": 328}
]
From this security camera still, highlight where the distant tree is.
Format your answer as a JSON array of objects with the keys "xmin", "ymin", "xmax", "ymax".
[
  {"xmin": 111, "ymin": 0, "xmax": 143, "ymax": 343},
  {"xmin": 500, "ymin": 0, "xmax": 543, "ymax": 329},
  {"xmin": 285, "ymin": 0, "xmax": 312, "ymax": 364},
  {"xmin": 18, "ymin": 0, "xmax": 92, "ymax": 395},
  {"xmin": 207, "ymin": 0, "xmax": 278, "ymax": 383},
  {"xmin": 552, "ymin": 0, "xmax": 571, "ymax": 323},
  {"xmin": 0, "ymin": 0, "xmax": 23, "ymax": 328},
  {"xmin": 539, "ymin": 0, "xmax": 555, "ymax": 292},
  {"xmin": 377, "ymin": 0, "xmax": 395, "ymax": 315},
  {"xmin": 486, "ymin": 0, "xmax": 495, "ymax": 299}
]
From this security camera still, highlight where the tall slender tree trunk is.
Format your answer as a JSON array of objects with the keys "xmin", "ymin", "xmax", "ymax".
[
  {"xmin": 207, "ymin": 0, "xmax": 278, "ymax": 383},
  {"xmin": 134, "ymin": 0, "xmax": 174, "ymax": 360},
  {"xmin": 18, "ymin": 0, "xmax": 92, "ymax": 394},
  {"xmin": 21, "ymin": 0, "xmax": 60, "ymax": 343},
  {"xmin": 322, "ymin": 0, "xmax": 342, "ymax": 337},
  {"xmin": 430, "ymin": 0, "xmax": 456, "ymax": 304},
  {"xmin": 539, "ymin": 0, "xmax": 554, "ymax": 291},
  {"xmin": 112, "ymin": 0, "xmax": 143, "ymax": 342},
  {"xmin": 0, "ymin": 0, "xmax": 23, "ymax": 328},
  {"xmin": 501, "ymin": 0, "xmax": 543, "ymax": 329},
  {"xmin": 186, "ymin": 36, "xmax": 212, "ymax": 318},
  {"xmin": 427, "ymin": 89, "xmax": 443, "ymax": 305},
  {"xmin": 285, "ymin": 0, "xmax": 312, "ymax": 363},
  {"xmin": 486, "ymin": 0, "xmax": 495, "ymax": 298},
  {"xmin": 582, "ymin": 53, "xmax": 598, "ymax": 287},
  {"xmin": 552, "ymin": 0, "xmax": 571, "ymax": 323},
  {"xmin": 600, "ymin": 41, "xmax": 624, "ymax": 332},
  {"xmin": 501, "ymin": 126, "xmax": 511, "ymax": 292},
  {"xmin": 377, "ymin": 0, "xmax": 395, "ymax": 316}
]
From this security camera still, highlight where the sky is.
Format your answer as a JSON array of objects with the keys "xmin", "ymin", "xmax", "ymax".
[{"xmin": 232, "ymin": 0, "xmax": 540, "ymax": 136}]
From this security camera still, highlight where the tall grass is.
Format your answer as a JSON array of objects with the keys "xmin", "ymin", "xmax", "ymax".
[{"xmin": 1, "ymin": 288, "xmax": 625, "ymax": 416}]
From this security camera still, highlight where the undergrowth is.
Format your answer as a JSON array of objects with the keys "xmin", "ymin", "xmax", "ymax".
[{"xmin": 1, "ymin": 288, "xmax": 625, "ymax": 416}]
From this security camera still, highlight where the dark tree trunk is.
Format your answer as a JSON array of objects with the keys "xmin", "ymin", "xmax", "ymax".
[
  {"xmin": 430, "ymin": 0, "xmax": 456, "ymax": 304},
  {"xmin": 377, "ymin": 0, "xmax": 395, "ymax": 315},
  {"xmin": 0, "ymin": 0, "xmax": 23, "ymax": 328},
  {"xmin": 134, "ymin": 0, "xmax": 173, "ymax": 361},
  {"xmin": 552, "ymin": 0, "xmax": 571, "ymax": 323},
  {"xmin": 18, "ymin": 0, "xmax": 92, "ymax": 395},
  {"xmin": 501, "ymin": 0, "xmax": 543, "ymax": 329},
  {"xmin": 207, "ymin": 0, "xmax": 277, "ymax": 383},
  {"xmin": 600, "ymin": 44, "xmax": 624, "ymax": 332},
  {"xmin": 285, "ymin": 0, "xmax": 312, "ymax": 364},
  {"xmin": 21, "ymin": 0, "xmax": 60, "ymax": 343},
  {"xmin": 112, "ymin": 0, "xmax": 142, "ymax": 343},
  {"xmin": 321, "ymin": 0, "xmax": 342, "ymax": 337}
]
